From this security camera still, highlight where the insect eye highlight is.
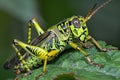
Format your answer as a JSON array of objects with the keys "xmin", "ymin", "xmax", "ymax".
[{"xmin": 72, "ymin": 18, "xmax": 80, "ymax": 28}]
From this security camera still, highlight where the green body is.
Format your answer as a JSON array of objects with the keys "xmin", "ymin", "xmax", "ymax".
[{"xmin": 15, "ymin": 16, "xmax": 89, "ymax": 73}]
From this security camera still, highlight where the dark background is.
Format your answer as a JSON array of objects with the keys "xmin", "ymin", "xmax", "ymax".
[{"xmin": 0, "ymin": 0, "xmax": 120, "ymax": 80}]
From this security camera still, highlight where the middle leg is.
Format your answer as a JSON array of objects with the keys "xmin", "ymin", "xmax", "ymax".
[{"xmin": 27, "ymin": 18, "xmax": 45, "ymax": 44}]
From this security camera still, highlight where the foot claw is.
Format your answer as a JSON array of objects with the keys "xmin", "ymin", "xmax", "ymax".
[
  {"xmin": 36, "ymin": 72, "xmax": 45, "ymax": 80},
  {"xmin": 107, "ymin": 47, "xmax": 118, "ymax": 51},
  {"xmin": 92, "ymin": 63, "xmax": 104, "ymax": 68},
  {"xmin": 101, "ymin": 47, "xmax": 118, "ymax": 52},
  {"xmin": 86, "ymin": 56, "xmax": 103, "ymax": 68}
]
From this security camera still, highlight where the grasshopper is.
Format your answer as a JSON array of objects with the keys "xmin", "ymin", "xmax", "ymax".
[{"xmin": 4, "ymin": 0, "xmax": 117, "ymax": 80}]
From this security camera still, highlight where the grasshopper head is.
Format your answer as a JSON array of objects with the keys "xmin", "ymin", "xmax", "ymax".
[
  {"xmin": 69, "ymin": 0, "xmax": 112, "ymax": 42},
  {"xmin": 69, "ymin": 16, "xmax": 89, "ymax": 42}
]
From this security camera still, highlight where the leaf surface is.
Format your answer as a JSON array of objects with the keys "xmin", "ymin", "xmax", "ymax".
[{"xmin": 18, "ymin": 41, "xmax": 120, "ymax": 80}]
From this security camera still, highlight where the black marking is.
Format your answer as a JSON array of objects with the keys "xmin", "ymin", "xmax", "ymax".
[
  {"xmin": 68, "ymin": 21, "xmax": 72, "ymax": 25},
  {"xmin": 80, "ymin": 20, "xmax": 83, "ymax": 22},
  {"xmin": 26, "ymin": 46, "xmax": 37, "ymax": 55},
  {"xmin": 48, "ymin": 35, "xmax": 58, "ymax": 50},
  {"xmin": 85, "ymin": 54, "xmax": 89, "ymax": 57},
  {"xmin": 59, "ymin": 30, "xmax": 64, "ymax": 34},
  {"xmin": 82, "ymin": 26, "xmax": 87, "ymax": 30},
  {"xmin": 57, "ymin": 19, "xmax": 68, "ymax": 32},
  {"xmin": 57, "ymin": 22, "xmax": 66, "ymax": 30},
  {"xmin": 29, "ymin": 20, "xmax": 34, "ymax": 25},
  {"xmin": 26, "ymin": 46, "xmax": 32, "ymax": 53}
]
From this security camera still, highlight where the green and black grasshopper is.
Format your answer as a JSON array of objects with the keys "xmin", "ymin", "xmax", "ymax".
[{"xmin": 4, "ymin": 0, "xmax": 117, "ymax": 80}]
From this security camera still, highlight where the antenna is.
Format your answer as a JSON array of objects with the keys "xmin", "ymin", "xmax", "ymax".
[{"xmin": 85, "ymin": 0, "xmax": 112, "ymax": 22}]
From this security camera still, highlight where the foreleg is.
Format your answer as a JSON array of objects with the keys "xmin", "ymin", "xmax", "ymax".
[{"xmin": 69, "ymin": 41, "xmax": 102, "ymax": 67}]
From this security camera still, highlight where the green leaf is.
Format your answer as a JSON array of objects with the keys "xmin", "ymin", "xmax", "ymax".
[{"xmin": 18, "ymin": 41, "xmax": 120, "ymax": 80}]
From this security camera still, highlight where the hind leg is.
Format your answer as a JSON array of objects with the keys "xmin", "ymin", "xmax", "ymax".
[
  {"xmin": 36, "ymin": 49, "xmax": 60, "ymax": 80},
  {"xmin": 12, "ymin": 44, "xmax": 31, "ymax": 80}
]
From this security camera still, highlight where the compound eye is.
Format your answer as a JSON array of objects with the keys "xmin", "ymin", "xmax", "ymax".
[{"xmin": 72, "ymin": 18, "xmax": 80, "ymax": 28}]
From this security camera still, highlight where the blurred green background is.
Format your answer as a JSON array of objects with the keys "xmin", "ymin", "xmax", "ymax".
[{"xmin": 0, "ymin": 0, "xmax": 120, "ymax": 80}]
